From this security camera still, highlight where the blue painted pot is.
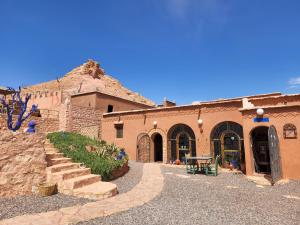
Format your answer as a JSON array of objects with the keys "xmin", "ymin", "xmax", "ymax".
[{"xmin": 231, "ymin": 159, "xmax": 238, "ymax": 168}]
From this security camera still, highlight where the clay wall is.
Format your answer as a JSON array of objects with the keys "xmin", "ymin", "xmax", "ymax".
[
  {"xmin": 242, "ymin": 106, "xmax": 300, "ymax": 180},
  {"xmin": 250, "ymin": 95, "xmax": 300, "ymax": 107},
  {"xmin": 102, "ymin": 101, "xmax": 243, "ymax": 163},
  {"xmin": 24, "ymin": 90, "xmax": 62, "ymax": 111},
  {"xmin": 71, "ymin": 92, "xmax": 153, "ymax": 112}
]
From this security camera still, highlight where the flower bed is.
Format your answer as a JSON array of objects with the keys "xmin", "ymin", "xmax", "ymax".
[
  {"xmin": 47, "ymin": 132, "xmax": 128, "ymax": 181},
  {"xmin": 110, "ymin": 161, "xmax": 129, "ymax": 180}
]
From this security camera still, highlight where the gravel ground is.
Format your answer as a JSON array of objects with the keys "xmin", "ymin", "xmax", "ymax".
[
  {"xmin": 111, "ymin": 161, "xmax": 144, "ymax": 194},
  {"xmin": 0, "ymin": 193, "xmax": 93, "ymax": 220},
  {"xmin": 0, "ymin": 161, "xmax": 142, "ymax": 220},
  {"xmin": 78, "ymin": 166, "xmax": 300, "ymax": 225}
]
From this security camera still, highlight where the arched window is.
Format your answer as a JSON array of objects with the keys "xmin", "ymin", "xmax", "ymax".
[
  {"xmin": 167, "ymin": 124, "xmax": 196, "ymax": 162},
  {"xmin": 210, "ymin": 121, "xmax": 245, "ymax": 168}
]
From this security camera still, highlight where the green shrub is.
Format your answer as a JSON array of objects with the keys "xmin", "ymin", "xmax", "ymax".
[{"xmin": 47, "ymin": 132, "xmax": 127, "ymax": 181}]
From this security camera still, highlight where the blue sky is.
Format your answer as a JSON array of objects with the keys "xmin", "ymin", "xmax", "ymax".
[{"xmin": 0, "ymin": 0, "xmax": 300, "ymax": 105}]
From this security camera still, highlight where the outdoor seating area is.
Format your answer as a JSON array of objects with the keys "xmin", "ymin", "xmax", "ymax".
[{"xmin": 185, "ymin": 154, "xmax": 220, "ymax": 176}]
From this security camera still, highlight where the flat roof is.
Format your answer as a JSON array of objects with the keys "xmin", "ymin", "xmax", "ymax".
[
  {"xmin": 71, "ymin": 91, "xmax": 155, "ymax": 108},
  {"xmin": 103, "ymin": 92, "xmax": 288, "ymax": 117}
]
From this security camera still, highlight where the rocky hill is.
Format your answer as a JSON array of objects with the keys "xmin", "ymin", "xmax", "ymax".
[{"xmin": 24, "ymin": 59, "xmax": 155, "ymax": 106}]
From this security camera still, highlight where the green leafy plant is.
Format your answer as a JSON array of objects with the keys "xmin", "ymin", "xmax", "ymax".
[{"xmin": 47, "ymin": 132, "xmax": 127, "ymax": 180}]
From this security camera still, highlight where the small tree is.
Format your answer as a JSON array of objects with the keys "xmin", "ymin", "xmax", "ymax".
[{"xmin": 0, "ymin": 87, "xmax": 38, "ymax": 131}]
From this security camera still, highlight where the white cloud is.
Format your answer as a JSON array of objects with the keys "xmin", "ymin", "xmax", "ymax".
[
  {"xmin": 288, "ymin": 77, "xmax": 300, "ymax": 88},
  {"xmin": 165, "ymin": 0, "xmax": 229, "ymax": 24},
  {"xmin": 166, "ymin": 0, "xmax": 190, "ymax": 19}
]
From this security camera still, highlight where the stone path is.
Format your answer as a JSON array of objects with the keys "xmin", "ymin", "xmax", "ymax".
[
  {"xmin": 0, "ymin": 163, "xmax": 164, "ymax": 225},
  {"xmin": 110, "ymin": 161, "xmax": 144, "ymax": 194}
]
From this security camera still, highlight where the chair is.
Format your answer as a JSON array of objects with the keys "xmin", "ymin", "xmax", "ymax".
[
  {"xmin": 185, "ymin": 153, "xmax": 197, "ymax": 175},
  {"xmin": 205, "ymin": 155, "xmax": 220, "ymax": 176}
]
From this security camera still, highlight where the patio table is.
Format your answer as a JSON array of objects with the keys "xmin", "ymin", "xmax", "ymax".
[{"xmin": 186, "ymin": 156, "xmax": 213, "ymax": 173}]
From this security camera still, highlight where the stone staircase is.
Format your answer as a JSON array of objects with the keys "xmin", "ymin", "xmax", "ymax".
[{"xmin": 44, "ymin": 139, "xmax": 118, "ymax": 200}]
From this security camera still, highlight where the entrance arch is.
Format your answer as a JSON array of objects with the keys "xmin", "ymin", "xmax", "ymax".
[
  {"xmin": 167, "ymin": 124, "xmax": 196, "ymax": 162},
  {"xmin": 152, "ymin": 133, "xmax": 163, "ymax": 162},
  {"xmin": 250, "ymin": 125, "xmax": 282, "ymax": 183},
  {"xmin": 211, "ymin": 121, "xmax": 245, "ymax": 168}
]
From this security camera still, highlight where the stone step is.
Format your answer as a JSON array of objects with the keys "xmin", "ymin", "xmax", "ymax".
[
  {"xmin": 44, "ymin": 142, "xmax": 54, "ymax": 147},
  {"xmin": 47, "ymin": 163, "xmax": 81, "ymax": 173},
  {"xmin": 52, "ymin": 168, "xmax": 91, "ymax": 181},
  {"xmin": 63, "ymin": 174, "xmax": 101, "ymax": 189},
  {"xmin": 49, "ymin": 157, "xmax": 72, "ymax": 166},
  {"xmin": 46, "ymin": 152, "xmax": 64, "ymax": 160},
  {"xmin": 73, "ymin": 182, "xmax": 118, "ymax": 200},
  {"xmin": 45, "ymin": 147, "xmax": 58, "ymax": 152}
]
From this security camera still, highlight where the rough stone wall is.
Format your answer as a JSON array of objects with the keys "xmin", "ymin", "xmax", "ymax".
[
  {"xmin": 0, "ymin": 114, "xmax": 59, "ymax": 133},
  {"xmin": 69, "ymin": 105, "xmax": 102, "ymax": 138},
  {"xmin": 0, "ymin": 130, "xmax": 47, "ymax": 197},
  {"xmin": 59, "ymin": 101, "xmax": 71, "ymax": 131}
]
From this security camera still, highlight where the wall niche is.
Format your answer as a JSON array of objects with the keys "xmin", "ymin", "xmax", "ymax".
[{"xmin": 283, "ymin": 123, "xmax": 297, "ymax": 139}]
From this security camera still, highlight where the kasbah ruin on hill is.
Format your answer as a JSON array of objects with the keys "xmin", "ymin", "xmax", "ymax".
[{"xmin": 1, "ymin": 59, "xmax": 300, "ymax": 182}]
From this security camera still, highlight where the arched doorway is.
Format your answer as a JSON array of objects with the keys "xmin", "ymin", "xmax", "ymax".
[
  {"xmin": 251, "ymin": 126, "xmax": 271, "ymax": 174},
  {"xmin": 153, "ymin": 133, "xmax": 163, "ymax": 162},
  {"xmin": 168, "ymin": 124, "xmax": 196, "ymax": 163},
  {"xmin": 251, "ymin": 126, "xmax": 282, "ymax": 183},
  {"xmin": 136, "ymin": 133, "xmax": 150, "ymax": 162},
  {"xmin": 211, "ymin": 121, "xmax": 245, "ymax": 169}
]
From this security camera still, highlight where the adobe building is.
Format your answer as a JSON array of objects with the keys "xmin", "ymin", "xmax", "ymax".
[{"xmin": 2, "ymin": 59, "xmax": 299, "ymax": 182}]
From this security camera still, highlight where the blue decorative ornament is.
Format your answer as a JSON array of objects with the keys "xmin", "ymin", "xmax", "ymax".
[
  {"xmin": 27, "ymin": 120, "xmax": 37, "ymax": 133},
  {"xmin": 116, "ymin": 149, "xmax": 126, "ymax": 160},
  {"xmin": 0, "ymin": 87, "xmax": 38, "ymax": 132}
]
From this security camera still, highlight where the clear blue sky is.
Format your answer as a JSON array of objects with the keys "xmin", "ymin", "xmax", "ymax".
[{"xmin": 1, "ymin": 0, "xmax": 300, "ymax": 105}]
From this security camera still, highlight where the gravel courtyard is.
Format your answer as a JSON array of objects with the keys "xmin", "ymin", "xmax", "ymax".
[
  {"xmin": 0, "ymin": 162, "xmax": 299, "ymax": 225},
  {"xmin": 0, "ymin": 161, "xmax": 143, "ymax": 220},
  {"xmin": 78, "ymin": 165, "xmax": 300, "ymax": 225}
]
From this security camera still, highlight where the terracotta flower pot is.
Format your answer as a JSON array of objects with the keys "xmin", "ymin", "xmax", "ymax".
[{"xmin": 175, "ymin": 159, "xmax": 181, "ymax": 165}]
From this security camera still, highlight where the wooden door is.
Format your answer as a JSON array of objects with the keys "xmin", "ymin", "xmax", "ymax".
[
  {"xmin": 268, "ymin": 125, "xmax": 282, "ymax": 183},
  {"xmin": 137, "ymin": 133, "xmax": 150, "ymax": 162}
]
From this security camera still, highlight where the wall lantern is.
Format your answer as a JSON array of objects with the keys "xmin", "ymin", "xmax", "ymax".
[
  {"xmin": 153, "ymin": 121, "xmax": 157, "ymax": 127},
  {"xmin": 198, "ymin": 119, "xmax": 203, "ymax": 126},
  {"xmin": 198, "ymin": 119, "xmax": 203, "ymax": 133},
  {"xmin": 256, "ymin": 108, "xmax": 264, "ymax": 116}
]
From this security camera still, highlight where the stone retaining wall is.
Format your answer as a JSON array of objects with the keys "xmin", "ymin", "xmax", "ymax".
[
  {"xmin": 69, "ymin": 105, "xmax": 102, "ymax": 138},
  {"xmin": 0, "ymin": 130, "xmax": 47, "ymax": 197},
  {"xmin": 0, "ymin": 114, "xmax": 59, "ymax": 133}
]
